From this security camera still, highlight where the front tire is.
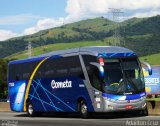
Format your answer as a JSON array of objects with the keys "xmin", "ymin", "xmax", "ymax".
[
  {"xmin": 80, "ymin": 101, "xmax": 89, "ymax": 118},
  {"xmin": 140, "ymin": 107, "xmax": 148, "ymax": 116},
  {"xmin": 27, "ymin": 102, "xmax": 36, "ymax": 117}
]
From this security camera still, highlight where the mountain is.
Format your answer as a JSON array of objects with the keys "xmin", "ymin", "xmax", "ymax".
[{"xmin": 1, "ymin": 15, "xmax": 160, "ymax": 59}]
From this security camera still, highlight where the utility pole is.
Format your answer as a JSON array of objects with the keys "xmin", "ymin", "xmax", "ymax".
[
  {"xmin": 27, "ymin": 41, "xmax": 32, "ymax": 58},
  {"xmin": 109, "ymin": 8, "xmax": 124, "ymax": 46}
]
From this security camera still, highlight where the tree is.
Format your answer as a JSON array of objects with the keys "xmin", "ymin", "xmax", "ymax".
[{"xmin": 0, "ymin": 59, "xmax": 8, "ymax": 99}]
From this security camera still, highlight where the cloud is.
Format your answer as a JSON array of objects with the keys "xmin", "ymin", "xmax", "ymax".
[
  {"xmin": 27, "ymin": 0, "xmax": 150, "ymax": 35},
  {"xmin": 0, "ymin": 17, "xmax": 65, "ymax": 40},
  {"xmin": 0, "ymin": 14, "xmax": 43, "ymax": 25},
  {"xmin": 65, "ymin": 0, "xmax": 160, "ymax": 22},
  {"xmin": 1, "ymin": 0, "xmax": 160, "ymax": 40},
  {"xmin": 24, "ymin": 18, "xmax": 64, "ymax": 35},
  {"xmin": 23, "ymin": 0, "xmax": 160, "ymax": 36},
  {"xmin": 0, "ymin": 30, "xmax": 20, "ymax": 41},
  {"xmin": 131, "ymin": 10, "xmax": 160, "ymax": 18},
  {"xmin": 65, "ymin": 0, "xmax": 109, "ymax": 23}
]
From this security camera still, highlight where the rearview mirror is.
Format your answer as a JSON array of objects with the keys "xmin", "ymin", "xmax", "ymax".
[
  {"xmin": 141, "ymin": 61, "xmax": 152, "ymax": 75},
  {"xmin": 90, "ymin": 62, "xmax": 104, "ymax": 77}
]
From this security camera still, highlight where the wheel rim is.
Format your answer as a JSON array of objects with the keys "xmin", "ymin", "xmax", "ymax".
[
  {"xmin": 81, "ymin": 104, "xmax": 87, "ymax": 114},
  {"xmin": 28, "ymin": 104, "xmax": 33, "ymax": 115}
]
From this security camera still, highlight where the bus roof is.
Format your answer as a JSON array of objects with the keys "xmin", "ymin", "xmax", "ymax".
[{"xmin": 9, "ymin": 46, "xmax": 135, "ymax": 65}]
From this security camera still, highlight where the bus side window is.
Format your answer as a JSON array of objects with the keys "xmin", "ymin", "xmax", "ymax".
[
  {"xmin": 15, "ymin": 75, "xmax": 19, "ymax": 81},
  {"xmin": 67, "ymin": 56, "xmax": 85, "ymax": 79},
  {"xmin": 22, "ymin": 73, "xmax": 30, "ymax": 80},
  {"xmin": 79, "ymin": 73, "xmax": 85, "ymax": 80},
  {"xmin": 69, "ymin": 67, "xmax": 85, "ymax": 79},
  {"xmin": 82, "ymin": 55, "xmax": 102, "ymax": 90},
  {"xmin": 88, "ymin": 66, "xmax": 101, "ymax": 90}
]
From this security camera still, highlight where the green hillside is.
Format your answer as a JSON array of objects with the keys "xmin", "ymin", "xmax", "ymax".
[
  {"xmin": 1, "ymin": 15, "xmax": 160, "ymax": 59},
  {"xmin": 140, "ymin": 53, "xmax": 160, "ymax": 65},
  {"xmin": 7, "ymin": 40, "xmax": 160, "ymax": 66},
  {"xmin": 6, "ymin": 40, "xmax": 110, "ymax": 60}
]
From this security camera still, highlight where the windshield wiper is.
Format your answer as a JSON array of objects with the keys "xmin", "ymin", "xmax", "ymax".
[
  {"xmin": 123, "ymin": 92, "xmax": 133, "ymax": 95},
  {"xmin": 124, "ymin": 71, "xmax": 139, "ymax": 93}
]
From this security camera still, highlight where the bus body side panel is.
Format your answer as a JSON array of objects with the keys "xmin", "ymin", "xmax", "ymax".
[
  {"xmin": 28, "ymin": 77, "xmax": 94, "ymax": 112},
  {"xmin": 8, "ymin": 80, "xmax": 27, "ymax": 112}
]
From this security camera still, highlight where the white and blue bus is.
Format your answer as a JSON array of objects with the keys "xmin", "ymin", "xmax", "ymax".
[{"xmin": 8, "ymin": 46, "xmax": 151, "ymax": 118}]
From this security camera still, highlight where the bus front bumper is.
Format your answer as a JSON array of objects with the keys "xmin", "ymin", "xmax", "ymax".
[{"xmin": 103, "ymin": 97, "xmax": 146, "ymax": 112}]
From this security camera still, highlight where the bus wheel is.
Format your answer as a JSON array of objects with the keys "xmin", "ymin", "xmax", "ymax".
[
  {"xmin": 80, "ymin": 101, "xmax": 88, "ymax": 118},
  {"xmin": 27, "ymin": 102, "xmax": 36, "ymax": 117}
]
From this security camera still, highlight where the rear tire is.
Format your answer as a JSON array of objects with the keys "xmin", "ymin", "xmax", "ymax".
[
  {"xmin": 27, "ymin": 102, "xmax": 36, "ymax": 117},
  {"xmin": 80, "ymin": 101, "xmax": 89, "ymax": 118}
]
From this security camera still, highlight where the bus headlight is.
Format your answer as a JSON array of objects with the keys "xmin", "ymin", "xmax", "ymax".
[
  {"xmin": 106, "ymin": 98, "xmax": 111, "ymax": 101},
  {"xmin": 108, "ymin": 105, "xmax": 114, "ymax": 110},
  {"xmin": 140, "ymin": 96, "xmax": 146, "ymax": 100}
]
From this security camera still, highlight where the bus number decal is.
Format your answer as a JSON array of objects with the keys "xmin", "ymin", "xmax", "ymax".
[{"xmin": 9, "ymin": 83, "xmax": 14, "ymax": 87}]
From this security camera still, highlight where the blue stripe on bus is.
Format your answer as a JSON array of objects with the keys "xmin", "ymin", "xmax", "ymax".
[
  {"xmin": 97, "ymin": 52, "xmax": 136, "ymax": 58},
  {"xmin": 29, "ymin": 79, "xmax": 81, "ymax": 112},
  {"xmin": 32, "ymin": 79, "xmax": 64, "ymax": 112},
  {"xmin": 31, "ymin": 83, "xmax": 47, "ymax": 112},
  {"xmin": 29, "ymin": 94, "xmax": 64, "ymax": 112}
]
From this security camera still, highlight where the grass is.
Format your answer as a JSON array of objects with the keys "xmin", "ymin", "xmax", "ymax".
[
  {"xmin": 140, "ymin": 53, "xmax": 160, "ymax": 65},
  {"xmin": 146, "ymin": 98, "xmax": 160, "ymax": 102},
  {"xmin": 5, "ymin": 40, "xmax": 110, "ymax": 60},
  {"xmin": 5, "ymin": 36, "xmax": 160, "ymax": 66},
  {"xmin": 25, "ymin": 17, "xmax": 114, "ymax": 42}
]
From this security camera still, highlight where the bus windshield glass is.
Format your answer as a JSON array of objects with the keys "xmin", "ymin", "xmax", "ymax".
[{"xmin": 103, "ymin": 58, "xmax": 145, "ymax": 95}]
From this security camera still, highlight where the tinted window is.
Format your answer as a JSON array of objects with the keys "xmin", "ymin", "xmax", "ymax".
[
  {"xmin": 9, "ymin": 56, "xmax": 85, "ymax": 81},
  {"xmin": 34, "ymin": 56, "xmax": 84, "ymax": 79},
  {"xmin": 82, "ymin": 55, "xmax": 102, "ymax": 90},
  {"xmin": 9, "ymin": 61, "xmax": 39, "ymax": 81}
]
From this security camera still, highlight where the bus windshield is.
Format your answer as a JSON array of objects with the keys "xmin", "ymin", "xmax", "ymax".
[{"xmin": 103, "ymin": 58, "xmax": 145, "ymax": 95}]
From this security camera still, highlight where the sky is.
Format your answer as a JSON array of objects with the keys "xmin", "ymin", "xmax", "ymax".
[{"xmin": 0, "ymin": 0, "xmax": 160, "ymax": 41}]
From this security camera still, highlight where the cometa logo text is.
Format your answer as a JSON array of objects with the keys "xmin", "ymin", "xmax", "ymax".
[{"xmin": 51, "ymin": 80, "xmax": 72, "ymax": 89}]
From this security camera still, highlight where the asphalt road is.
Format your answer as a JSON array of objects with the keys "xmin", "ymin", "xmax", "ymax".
[{"xmin": 0, "ymin": 112, "xmax": 160, "ymax": 126}]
